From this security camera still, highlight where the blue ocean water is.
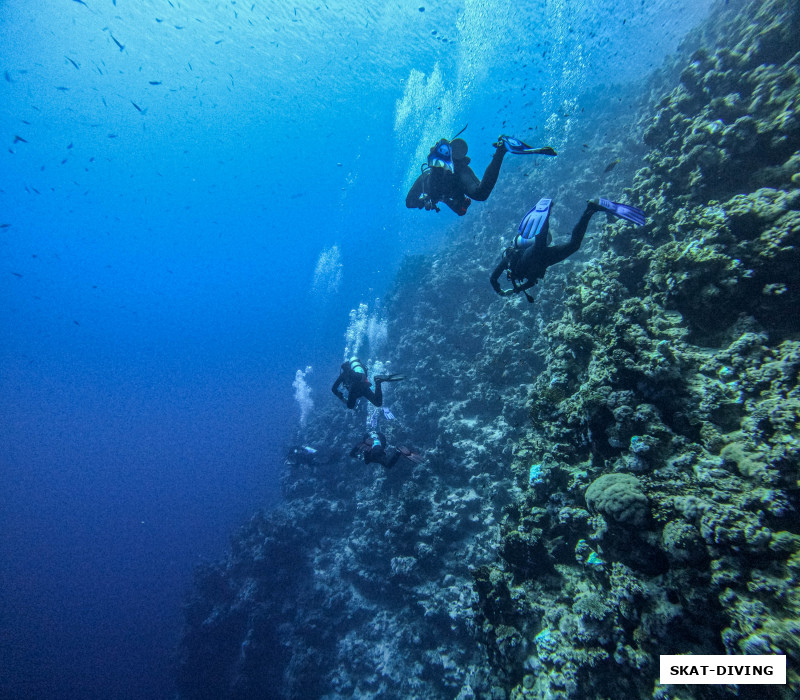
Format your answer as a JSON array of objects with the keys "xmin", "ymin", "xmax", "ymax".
[{"xmin": 0, "ymin": 1, "xmax": 716, "ymax": 697}]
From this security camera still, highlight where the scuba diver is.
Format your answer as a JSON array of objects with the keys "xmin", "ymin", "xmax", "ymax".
[
  {"xmin": 406, "ymin": 130, "xmax": 557, "ymax": 216},
  {"xmin": 285, "ymin": 445, "xmax": 318, "ymax": 467},
  {"xmin": 331, "ymin": 357, "xmax": 406, "ymax": 410},
  {"xmin": 349, "ymin": 431, "xmax": 423, "ymax": 469},
  {"xmin": 490, "ymin": 197, "xmax": 647, "ymax": 301}
]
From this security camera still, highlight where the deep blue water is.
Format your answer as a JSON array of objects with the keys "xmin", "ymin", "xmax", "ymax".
[{"xmin": 1, "ymin": 1, "xmax": 714, "ymax": 697}]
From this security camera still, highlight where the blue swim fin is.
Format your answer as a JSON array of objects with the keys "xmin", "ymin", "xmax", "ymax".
[
  {"xmin": 594, "ymin": 198, "xmax": 646, "ymax": 227},
  {"xmin": 514, "ymin": 198, "xmax": 552, "ymax": 247},
  {"xmin": 497, "ymin": 135, "xmax": 557, "ymax": 156}
]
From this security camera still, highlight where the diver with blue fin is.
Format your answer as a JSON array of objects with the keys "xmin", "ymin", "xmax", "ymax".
[
  {"xmin": 406, "ymin": 126, "xmax": 557, "ymax": 216},
  {"xmin": 490, "ymin": 197, "xmax": 647, "ymax": 301}
]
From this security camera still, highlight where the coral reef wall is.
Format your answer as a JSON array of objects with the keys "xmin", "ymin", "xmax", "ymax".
[{"xmin": 176, "ymin": 1, "xmax": 799, "ymax": 698}]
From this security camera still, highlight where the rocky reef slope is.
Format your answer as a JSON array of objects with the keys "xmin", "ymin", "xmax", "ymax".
[{"xmin": 176, "ymin": 1, "xmax": 799, "ymax": 698}]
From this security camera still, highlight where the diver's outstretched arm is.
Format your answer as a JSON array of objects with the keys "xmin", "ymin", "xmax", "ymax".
[
  {"xmin": 489, "ymin": 254, "xmax": 510, "ymax": 295},
  {"xmin": 406, "ymin": 173, "xmax": 427, "ymax": 209},
  {"xmin": 331, "ymin": 374, "xmax": 347, "ymax": 403}
]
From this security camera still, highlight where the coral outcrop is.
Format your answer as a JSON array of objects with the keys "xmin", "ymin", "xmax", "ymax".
[
  {"xmin": 473, "ymin": 2, "xmax": 800, "ymax": 698},
  {"xmin": 585, "ymin": 474, "xmax": 650, "ymax": 527},
  {"xmin": 176, "ymin": 1, "xmax": 799, "ymax": 698}
]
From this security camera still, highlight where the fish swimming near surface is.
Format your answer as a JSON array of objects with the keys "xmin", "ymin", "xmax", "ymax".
[
  {"xmin": 13, "ymin": 135, "xmax": 28, "ymax": 144},
  {"xmin": 604, "ymin": 158, "xmax": 620, "ymax": 173},
  {"xmin": 110, "ymin": 34, "xmax": 125, "ymax": 51}
]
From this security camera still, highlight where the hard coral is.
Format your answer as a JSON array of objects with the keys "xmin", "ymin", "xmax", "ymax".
[{"xmin": 585, "ymin": 474, "xmax": 650, "ymax": 527}]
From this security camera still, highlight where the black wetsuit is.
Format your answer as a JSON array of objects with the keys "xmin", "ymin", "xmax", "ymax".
[
  {"xmin": 490, "ymin": 205, "xmax": 596, "ymax": 297},
  {"xmin": 406, "ymin": 149, "xmax": 506, "ymax": 216},
  {"xmin": 332, "ymin": 364, "xmax": 382, "ymax": 409},
  {"xmin": 349, "ymin": 432, "xmax": 402, "ymax": 469}
]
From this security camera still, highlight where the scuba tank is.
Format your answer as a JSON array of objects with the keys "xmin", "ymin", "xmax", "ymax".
[
  {"xmin": 347, "ymin": 357, "xmax": 367, "ymax": 377},
  {"xmin": 368, "ymin": 431, "xmax": 382, "ymax": 449},
  {"xmin": 344, "ymin": 357, "xmax": 369, "ymax": 389}
]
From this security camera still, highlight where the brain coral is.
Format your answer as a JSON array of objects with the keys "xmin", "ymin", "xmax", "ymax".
[{"xmin": 585, "ymin": 474, "xmax": 650, "ymax": 527}]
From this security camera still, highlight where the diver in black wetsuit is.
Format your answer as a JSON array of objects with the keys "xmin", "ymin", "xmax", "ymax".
[
  {"xmin": 490, "ymin": 197, "xmax": 646, "ymax": 301},
  {"xmin": 285, "ymin": 445, "xmax": 318, "ymax": 467},
  {"xmin": 406, "ymin": 134, "xmax": 557, "ymax": 217},
  {"xmin": 349, "ymin": 431, "xmax": 423, "ymax": 469},
  {"xmin": 406, "ymin": 137, "xmax": 507, "ymax": 216},
  {"xmin": 331, "ymin": 357, "xmax": 405, "ymax": 410}
]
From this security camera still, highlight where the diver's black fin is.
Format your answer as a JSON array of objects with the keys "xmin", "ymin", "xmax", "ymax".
[
  {"xmin": 398, "ymin": 447, "xmax": 424, "ymax": 464},
  {"xmin": 375, "ymin": 374, "xmax": 406, "ymax": 383}
]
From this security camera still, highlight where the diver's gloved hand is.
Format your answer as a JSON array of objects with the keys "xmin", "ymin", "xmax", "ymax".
[
  {"xmin": 492, "ymin": 137, "xmax": 506, "ymax": 151},
  {"xmin": 586, "ymin": 199, "xmax": 603, "ymax": 213},
  {"xmin": 422, "ymin": 197, "xmax": 440, "ymax": 212}
]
